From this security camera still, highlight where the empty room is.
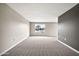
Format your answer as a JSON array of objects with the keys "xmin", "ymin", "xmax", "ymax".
[{"xmin": 0, "ymin": 3, "xmax": 79, "ymax": 56}]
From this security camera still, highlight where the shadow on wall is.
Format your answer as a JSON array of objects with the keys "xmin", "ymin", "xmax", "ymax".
[{"xmin": 58, "ymin": 4, "xmax": 79, "ymax": 51}]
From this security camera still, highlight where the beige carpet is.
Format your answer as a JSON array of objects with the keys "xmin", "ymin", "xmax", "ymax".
[{"xmin": 2, "ymin": 36, "xmax": 79, "ymax": 56}]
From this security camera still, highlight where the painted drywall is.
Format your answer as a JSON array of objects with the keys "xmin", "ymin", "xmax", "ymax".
[
  {"xmin": 58, "ymin": 4, "xmax": 79, "ymax": 51},
  {"xmin": 30, "ymin": 22, "xmax": 58, "ymax": 37},
  {"xmin": 0, "ymin": 4, "xmax": 29, "ymax": 55}
]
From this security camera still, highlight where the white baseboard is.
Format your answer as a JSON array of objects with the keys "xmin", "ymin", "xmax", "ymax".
[
  {"xmin": 57, "ymin": 40, "xmax": 79, "ymax": 54},
  {"xmin": 0, "ymin": 36, "xmax": 29, "ymax": 56}
]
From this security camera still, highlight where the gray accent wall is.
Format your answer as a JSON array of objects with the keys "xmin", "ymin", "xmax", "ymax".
[
  {"xmin": 58, "ymin": 4, "xmax": 79, "ymax": 51},
  {"xmin": 30, "ymin": 22, "xmax": 58, "ymax": 37},
  {"xmin": 0, "ymin": 4, "xmax": 29, "ymax": 55}
]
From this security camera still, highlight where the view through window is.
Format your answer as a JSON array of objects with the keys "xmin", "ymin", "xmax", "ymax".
[{"xmin": 35, "ymin": 24, "xmax": 45, "ymax": 32}]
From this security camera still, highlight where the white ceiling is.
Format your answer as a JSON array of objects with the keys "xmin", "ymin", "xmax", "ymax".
[{"xmin": 7, "ymin": 3, "xmax": 77, "ymax": 22}]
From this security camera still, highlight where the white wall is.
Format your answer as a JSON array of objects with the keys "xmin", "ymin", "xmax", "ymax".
[
  {"xmin": 30, "ymin": 22, "xmax": 58, "ymax": 37},
  {"xmin": 0, "ymin": 4, "xmax": 29, "ymax": 55}
]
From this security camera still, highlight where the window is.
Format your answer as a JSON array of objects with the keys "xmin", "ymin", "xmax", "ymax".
[{"xmin": 35, "ymin": 24, "xmax": 45, "ymax": 32}]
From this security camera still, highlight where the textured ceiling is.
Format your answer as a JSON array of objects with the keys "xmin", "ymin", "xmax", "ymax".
[{"xmin": 7, "ymin": 3, "xmax": 77, "ymax": 22}]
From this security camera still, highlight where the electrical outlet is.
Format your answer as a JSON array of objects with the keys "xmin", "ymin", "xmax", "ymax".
[{"xmin": 64, "ymin": 37, "xmax": 66, "ymax": 40}]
